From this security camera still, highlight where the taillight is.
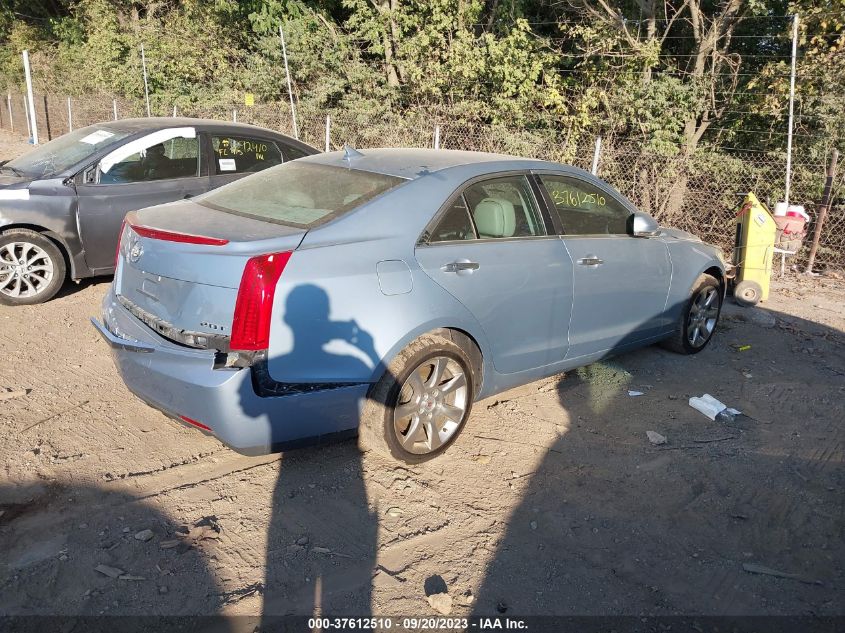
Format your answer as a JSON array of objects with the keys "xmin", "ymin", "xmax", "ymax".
[
  {"xmin": 129, "ymin": 223, "xmax": 229, "ymax": 246},
  {"xmin": 114, "ymin": 220, "xmax": 126, "ymax": 268},
  {"xmin": 230, "ymin": 252, "xmax": 291, "ymax": 351}
]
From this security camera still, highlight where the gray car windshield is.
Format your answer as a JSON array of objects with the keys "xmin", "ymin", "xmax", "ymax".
[
  {"xmin": 5, "ymin": 126, "xmax": 131, "ymax": 179},
  {"xmin": 197, "ymin": 162, "xmax": 405, "ymax": 227}
]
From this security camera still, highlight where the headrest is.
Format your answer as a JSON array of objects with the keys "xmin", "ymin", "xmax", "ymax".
[{"xmin": 473, "ymin": 197, "xmax": 516, "ymax": 238}]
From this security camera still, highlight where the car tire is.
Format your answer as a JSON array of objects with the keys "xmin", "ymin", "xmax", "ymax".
[
  {"xmin": 359, "ymin": 332, "xmax": 475, "ymax": 464},
  {"xmin": 733, "ymin": 279, "xmax": 762, "ymax": 307},
  {"xmin": 662, "ymin": 273, "xmax": 722, "ymax": 355},
  {"xmin": 0, "ymin": 229, "xmax": 66, "ymax": 306}
]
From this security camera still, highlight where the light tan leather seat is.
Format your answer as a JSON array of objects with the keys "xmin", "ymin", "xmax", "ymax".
[{"xmin": 473, "ymin": 197, "xmax": 516, "ymax": 238}]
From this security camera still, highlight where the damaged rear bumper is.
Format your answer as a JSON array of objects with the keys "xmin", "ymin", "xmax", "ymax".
[{"xmin": 93, "ymin": 288, "xmax": 368, "ymax": 455}]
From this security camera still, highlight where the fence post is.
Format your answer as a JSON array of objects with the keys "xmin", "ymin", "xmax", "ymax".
[
  {"xmin": 279, "ymin": 24, "xmax": 299, "ymax": 139},
  {"xmin": 324, "ymin": 114, "xmax": 331, "ymax": 152},
  {"xmin": 7, "ymin": 93, "xmax": 12, "ymax": 133},
  {"xmin": 804, "ymin": 149, "xmax": 839, "ymax": 274},
  {"xmin": 42, "ymin": 95, "xmax": 52, "ymax": 141},
  {"xmin": 784, "ymin": 14, "xmax": 799, "ymax": 204},
  {"xmin": 23, "ymin": 95, "xmax": 32, "ymax": 140},
  {"xmin": 591, "ymin": 136, "xmax": 602, "ymax": 175},
  {"xmin": 67, "ymin": 97, "xmax": 73, "ymax": 132},
  {"xmin": 172, "ymin": 105, "xmax": 177, "ymax": 117},
  {"xmin": 233, "ymin": 109, "xmax": 237, "ymax": 122},
  {"xmin": 140, "ymin": 43, "xmax": 152, "ymax": 118},
  {"xmin": 22, "ymin": 50, "xmax": 39, "ymax": 144},
  {"xmin": 113, "ymin": 99, "xmax": 118, "ymax": 120},
  {"xmin": 434, "ymin": 125, "xmax": 441, "ymax": 150}
]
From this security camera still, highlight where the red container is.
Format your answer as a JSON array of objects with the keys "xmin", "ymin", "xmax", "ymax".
[
  {"xmin": 775, "ymin": 215, "xmax": 806, "ymax": 252},
  {"xmin": 776, "ymin": 214, "xmax": 806, "ymax": 235}
]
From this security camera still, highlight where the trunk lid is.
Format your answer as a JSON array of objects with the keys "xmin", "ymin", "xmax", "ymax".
[{"xmin": 115, "ymin": 199, "xmax": 306, "ymax": 346}]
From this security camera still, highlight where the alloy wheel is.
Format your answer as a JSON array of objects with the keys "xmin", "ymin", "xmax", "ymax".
[
  {"xmin": 0, "ymin": 242, "xmax": 55, "ymax": 299},
  {"xmin": 393, "ymin": 355, "xmax": 469, "ymax": 455},
  {"xmin": 687, "ymin": 286, "xmax": 720, "ymax": 348}
]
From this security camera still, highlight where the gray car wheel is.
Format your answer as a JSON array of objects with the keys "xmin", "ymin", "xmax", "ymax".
[
  {"xmin": 662, "ymin": 273, "xmax": 722, "ymax": 355},
  {"xmin": 0, "ymin": 229, "xmax": 66, "ymax": 306},
  {"xmin": 360, "ymin": 332, "xmax": 475, "ymax": 463}
]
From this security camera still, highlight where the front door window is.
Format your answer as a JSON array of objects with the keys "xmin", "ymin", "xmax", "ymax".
[{"xmin": 98, "ymin": 130, "xmax": 200, "ymax": 184}]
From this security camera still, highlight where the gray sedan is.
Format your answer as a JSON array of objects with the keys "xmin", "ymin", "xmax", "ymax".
[
  {"xmin": 0, "ymin": 118, "xmax": 316, "ymax": 305},
  {"xmin": 93, "ymin": 148, "xmax": 726, "ymax": 463}
]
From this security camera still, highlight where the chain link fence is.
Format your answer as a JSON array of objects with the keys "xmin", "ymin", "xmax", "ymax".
[{"xmin": 2, "ymin": 90, "xmax": 842, "ymax": 269}]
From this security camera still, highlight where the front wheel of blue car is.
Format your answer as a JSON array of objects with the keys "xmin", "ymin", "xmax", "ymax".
[
  {"xmin": 662, "ymin": 273, "xmax": 722, "ymax": 355},
  {"xmin": 360, "ymin": 333, "xmax": 475, "ymax": 464}
]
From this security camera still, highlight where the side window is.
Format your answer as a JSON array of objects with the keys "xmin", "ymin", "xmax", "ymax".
[
  {"xmin": 212, "ymin": 135, "xmax": 283, "ymax": 174},
  {"xmin": 281, "ymin": 144, "xmax": 310, "ymax": 161},
  {"xmin": 540, "ymin": 175, "xmax": 631, "ymax": 235},
  {"xmin": 463, "ymin": 175, "xmax": 546, "ymax": 238},
  {"xmin": 428, "ymin": 196, "xmax": 477, "ymax": 243},
  {"xmin": 99, "ymin": 135, "xmax": 199, "ymax": 184}
]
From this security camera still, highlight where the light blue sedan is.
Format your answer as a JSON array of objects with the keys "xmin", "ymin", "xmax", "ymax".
[{"xmin": 92, "ymin": 148, "xmax": 725, "ymax": 463}]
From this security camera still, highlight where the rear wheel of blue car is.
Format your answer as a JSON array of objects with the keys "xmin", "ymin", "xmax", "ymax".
[
  {"xmin": 0, "ymin": 229, "xmax": 66, "ymax": 306},
  {"xmin": 663, "ymin": 273, "xmax": 722, "ymax": 355},
  {"xmin": 360, "ymin": 333, "xmax": 475, "ymax": 463}
]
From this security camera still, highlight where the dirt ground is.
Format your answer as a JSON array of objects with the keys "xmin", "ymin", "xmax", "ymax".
[{"xmin": 1, "ymin": 129, "xmax": 843, "ymax": 623}]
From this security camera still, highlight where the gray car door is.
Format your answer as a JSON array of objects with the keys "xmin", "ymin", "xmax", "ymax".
[
  {"xmin": 415, "ymin": 174, "xmax": 573, "ymax": 374},
  {"xmin": 75, "ymin": 128, "xmax": 208, "ymax": 273},
  {"xmin": 535, "ymin": 172, "xmax": 672, "ymax": 360}
]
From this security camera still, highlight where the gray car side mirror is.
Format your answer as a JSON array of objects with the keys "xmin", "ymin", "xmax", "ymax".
[
  {"xmin": 629, "ymin": 211, "xmax": 660, "ymax": 237},
  {"xmin": 83, "ymin": 166, "xmax": 97, "ymax": 184}
]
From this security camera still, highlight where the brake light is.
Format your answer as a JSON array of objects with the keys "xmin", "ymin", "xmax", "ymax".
[
  {"xmin": 129, "ymin": 223, "xmax": 229, "ymax": 246},
  {"xmin": 230, "ymin": 252, "xmax": 292, "ymax": 351},
  {"xmin": 114, "ymin": 220, "xmax": 126, "ymax": 268}
]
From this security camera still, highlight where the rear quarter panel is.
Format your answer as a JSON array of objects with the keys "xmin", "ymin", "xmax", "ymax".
[{"xmin": 264, "ymin": 175, "xmax": 494, "ymax": 388}]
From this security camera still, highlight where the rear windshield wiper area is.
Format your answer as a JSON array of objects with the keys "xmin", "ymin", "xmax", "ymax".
[{"xmin": 0, "ymin": 164, "xmax": 24, "ymax": 177}]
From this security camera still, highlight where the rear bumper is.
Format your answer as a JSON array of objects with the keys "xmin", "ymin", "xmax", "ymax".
[{"xmin": 94, "ymin": 288, "xmax": 369, "ymax": 455}]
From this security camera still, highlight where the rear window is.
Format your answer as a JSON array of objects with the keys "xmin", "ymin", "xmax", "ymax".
[
  {"xmin": 211, "ymin": 134, "xmax": 283, "ymax": 174},
  {"xmin": 197, "ymin": 162, "xmax": 405, "ymax": 227}
]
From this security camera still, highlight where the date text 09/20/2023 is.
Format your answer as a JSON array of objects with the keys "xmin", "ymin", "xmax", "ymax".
[{"xmin": 307, "ymin": 617, "xmax": 528, "ymax": 630}]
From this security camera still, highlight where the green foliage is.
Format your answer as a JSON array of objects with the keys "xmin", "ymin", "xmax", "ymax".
[{"xmin": 0, "ymin": 0, "xmax": 840, "ymax": 158}]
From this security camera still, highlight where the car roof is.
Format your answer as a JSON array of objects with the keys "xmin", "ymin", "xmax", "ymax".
[
  {"xmin": 93, "ymin": 117, "xmax": 316, "ymax": 151},
  {"xmin": 300, "ymin": 147, "xmax": 566, "ymax": 179}
]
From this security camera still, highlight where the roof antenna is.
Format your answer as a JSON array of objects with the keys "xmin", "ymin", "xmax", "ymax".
[{"xmin": 342, "ymin": 144, "xmax": 364, "ymax": 163}]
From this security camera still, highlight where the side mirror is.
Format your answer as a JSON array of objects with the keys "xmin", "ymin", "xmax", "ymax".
[
  {"xmin": 83, "ymin": 166, "xmax": 97, "ymax": 185},
  {"xmin": 628, "ymin": 211, "xmax": 660, "ymax": 237}
]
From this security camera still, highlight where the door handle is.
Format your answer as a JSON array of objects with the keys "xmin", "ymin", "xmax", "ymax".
[
  {"xmin": 577, "ymin": 255, "xmax": 604, "ymax": 267},
  {"xmin": 441, "ymin": 260, "xmax": 480, "ymax": 274}
]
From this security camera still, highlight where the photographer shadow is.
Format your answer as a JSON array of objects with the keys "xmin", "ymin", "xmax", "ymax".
[{"xmin": 237, "ymin": 284, "xmax": 380, "ymax": 619}]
